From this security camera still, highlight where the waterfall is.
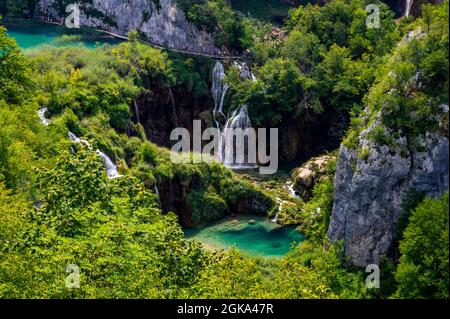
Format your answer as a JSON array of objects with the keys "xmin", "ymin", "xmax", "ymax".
[
  {"xmin": 38, "ymin": 107, "xmax": 50, "ymax": 126},
  {"xmin": 220, "ymin": 104, "xmax": 257, "ymax": 169},
  {"xmin": 286, "ymin": 182, "xmax": 300, "ymax": 199},
  {"xmin": 211, "ymin": 62, "xmax": 257, "ymax": 169},
  {"xmin": 271, "ymin": 198, "xmax": 283, "ymax": 223},
  {"xmin": 68, "ymin": 131, "xmax": 92, "ymax": 149},
  {"xmin": 234, "ymin": 61, "xmax": 257, "ymax": 82},
  {"xmin": 405, "ymin": 0, "xmax": 414, "ymax": 17},
  {"xmin": 68, "ymin": 131, "xmax": 78, "ymax": 142},
  {"xmin": 168, "ymin": 87, "xmax": 179, "ymax": 128},
  {"xmin": 68, "ymin": 132, "xmax": 119, "ymax": 179},
  {"xmin": 154, "ymin": 183, "xmax": 161, "ymax": 207},
  {"xmin": 133, "ymin": 100, "xmax": 141, "ymax": 125},
  {"xmin": 211, "ymin": 61, "xmax": 228, "ymax": 126},
  {"xmin": 96, "ymin": 149, "xmax": 121, "ymax": 179},
  {"xmin": 216, "ymin": 83, "xmax": 229, "ymax": 128},
  {"xmin": 68, "ymin": 133, "xmax": 120, "ymax": 179}
]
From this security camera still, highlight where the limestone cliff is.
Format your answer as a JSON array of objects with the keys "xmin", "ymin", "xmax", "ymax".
[
  {"xmin": 40, "ymin": 0, "xmax": 220, "ymax": 54},
  {"xmin": 328, "ymin": 122, "xmax": 448, "ymax": 267},
  {"xmin": 327, "ymin": 24, "xmax": 449, "ymax": 267}
]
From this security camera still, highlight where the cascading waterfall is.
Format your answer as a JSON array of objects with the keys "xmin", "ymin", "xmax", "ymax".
[
  {"xmin": 234, "ymin": 61, "xmax": 257, "ymax": 82},
  {"xmin": 38, "ymin": 107, "xmax": 50, "ymax": 126},
  {"xmin": 37, "ymin": 109, "xmax": 123, "ymax": 180},
  {"xmin": 68, "ymin": 131, "xmax": 92, "ymax": 149},
  {"xmin": 67, "ymin": 131, "xmax": 120, "ymax": 178},
  {"xmin": 216, "ymin": 84, "xmax": 229, "ymax": 127},
  {"xmin": 220, "ymin": 104, "xmax": 256, "ymax": 169},
  {"xmin": 405, "ymin": 0, "xmax": 414, "ymax": 17},
  {"xmin": 211, "ymin": 61, "xmax": 257, "ymax": 169},
  {"xmin": 96, "ymin": 149, "xmax": 121, "ymax": 179}
]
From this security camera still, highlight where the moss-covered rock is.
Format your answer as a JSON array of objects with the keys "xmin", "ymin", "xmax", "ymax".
[{"xmin": 292, "ymin": 154, "xmax": 336, "ymax": 200}]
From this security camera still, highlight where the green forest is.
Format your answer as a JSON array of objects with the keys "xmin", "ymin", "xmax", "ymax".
[{"xmin": 0, "ymin": 0, "xmax": 448, "ymax": 299}]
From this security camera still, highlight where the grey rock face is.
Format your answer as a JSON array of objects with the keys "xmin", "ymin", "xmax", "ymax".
[
  {"xmin": 328, "ymin": 117, "xmax": 449, "ymax": 266},
  {"xmin": 41, "ymin": 0, "xmax": 220, "ymax": 54}
]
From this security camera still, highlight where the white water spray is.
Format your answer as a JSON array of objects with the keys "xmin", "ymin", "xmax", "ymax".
[
  {"xmin": 211, "ymin": 62, "xmax": 257, "ymax": 169},
  {"xmin": 219, "ymin": 104, "xmax": 257, "ymax": 169},
  {"xmin": 405, "ymin": 0, "xmax": 414, "ymax": 17},
  {"xmin": 68, "ymin": 131, "xmax": 92, "ymax": 149},
  {"xmin": 234, "ymin": 61, "xmax": 257, "ymax": 82},
  {"xmin": 38, "ymin": 107, "xmax": 50, "ymax": 126},
  {"xmin": 286, "ymin": 182, "xmax": 300, "ymax": 199},
  {"xmin": 211, "ymin": 61, "xmax": 228, "ymax": 128},
  {"xmin": 96, "ymin": 149, "xmax": 121, "ymax": 179}
]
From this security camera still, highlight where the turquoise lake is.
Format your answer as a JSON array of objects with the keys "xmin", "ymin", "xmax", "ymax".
[
  {"xmin": 184, "ymin": 216, "xmax": 305, "ymax": 258},
  {"xmin": 3, "ymin": 21, "xmax": 122, "ymax": 49}
]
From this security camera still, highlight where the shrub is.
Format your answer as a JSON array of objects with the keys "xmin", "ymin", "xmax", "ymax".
[{"xmin": 394, "ymin": 192, "xmax": 449, "ymax": 299}]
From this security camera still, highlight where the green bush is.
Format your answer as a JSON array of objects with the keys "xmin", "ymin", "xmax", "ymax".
[
  {"xmin": 188, "ymin": 189, "xmax": 228, "ymax": 225},
  {"xmin": 394, "ymin": 192, "xmax": 449, "ymax": 299}
]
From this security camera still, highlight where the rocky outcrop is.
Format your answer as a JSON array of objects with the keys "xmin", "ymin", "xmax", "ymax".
[
  {"xmin": 327, "ymin": 23, "xmax": 448, "ymax": 267},
  {"xmin": 292, "ymin": 154, "xmax": 335, "ymax": 200},
  {"xmin": 40, "ymin": 0, "xmax": 220, "ymax": 54},
  {"xmin": 328, "ymin": 115, "xmax": 449, "ymax": 267}
]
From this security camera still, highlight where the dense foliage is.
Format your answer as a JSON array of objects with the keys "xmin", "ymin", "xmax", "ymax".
[
  {"xmin": 177, "ymin": 0, "xmax": 249, "ymax": 51},
  {"xmin": 0, "ymin": 16, "xmax": 366, "ymax": 298},
  {"xmin": 394, "ymin": 192, "xmax": 449, "ymax": 299},
  {"xmin": 344, "ymin": 0, "xmax": 449, "ymax": 149},
  {"xmin": 223, "ymin": 0, "xmax": 400, "ymax": 127},
  {"xmin": 0, "ymin": 0, "xmax": 449, "ymax": 299}
]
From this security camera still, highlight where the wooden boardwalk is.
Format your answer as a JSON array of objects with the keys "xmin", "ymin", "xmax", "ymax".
[{"xmin": 96, "ymin": 29, "xmax": 240, "ymax": 60}]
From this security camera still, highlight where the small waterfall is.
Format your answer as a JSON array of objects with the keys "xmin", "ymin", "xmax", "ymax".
[
  {"xmin": 405, "ymin": 0, "xmax": 414, "ymax": 17},
  {"xmin": 211, "ymin": 61, "xmax": 228, "ymax": 126},
  {"xmin": 96, "ymin": 149, "xmax": 121, "ymax": 179},
  {"xmin": 234, "ymin": 61, "xmax": 257, "ymax": 82},
  {"xmin": 215, "ymin": 83, "xmax": 229, "ymax": 128},
  {"xmin": 168, "ymin": 87, "xmax": 179, "ymax": 128},
  {"xmin": 133, "ymin": 100, "xmax": 141, "ymax": 125},
  {"xmin": 286, "ymin": 182, "xmax": 300, "ymax": 199},
  {"xmin": 68, "ymin": 131, "xmax": 79, "ymax": 142},
  {"xmin": 68, "ymin": 131, "xmax": 92, "ymax": 149},
  {"xmin": 38, "ymin": 107, "xmax": 50, "ymax": 126},
  {"xmin": 154, "ymin": 183, "xmax": 161, "ymax": 207},
  {"xmin": 271, "ymin": 198, "xmax": 283, "ymax": 223}
]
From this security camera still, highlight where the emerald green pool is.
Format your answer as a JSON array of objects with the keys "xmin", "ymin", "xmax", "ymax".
[
  {"xmin": 3, "ymin": 20, "xmax": 122, "ymax": 49},
  {"xmin": 184, "ymin": 216, "xmax": 305, "ymax": 258}
]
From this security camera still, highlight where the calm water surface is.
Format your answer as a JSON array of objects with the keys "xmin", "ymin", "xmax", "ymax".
[{"xmin": 184, "ymin": 216, "xmax": 305, "ymax": 258}]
